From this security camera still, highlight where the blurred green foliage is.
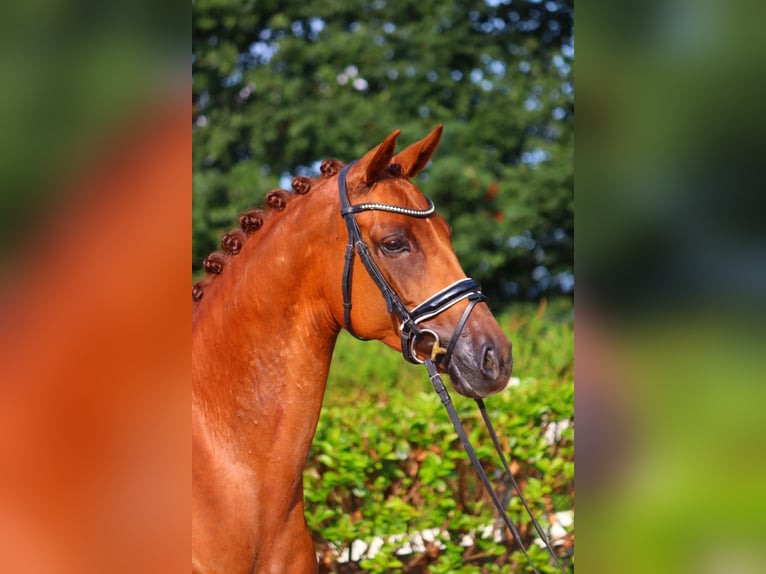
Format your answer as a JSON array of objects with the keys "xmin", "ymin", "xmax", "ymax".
[
  {"xmin": 307, "ymin": 301, "xmax": 574, "ymax": 571},
  {"xmin": 192, "ymin": 0, "xmax": 573, "ymax": 304},
  {"xmin": 577, "ymin": 1, "xmax": 766, "ymax": 573}
]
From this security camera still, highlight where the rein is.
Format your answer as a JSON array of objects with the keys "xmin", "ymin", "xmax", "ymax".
[{"xmin": 338, "ymin": 162, "xmax": 566, "ymax": 572}]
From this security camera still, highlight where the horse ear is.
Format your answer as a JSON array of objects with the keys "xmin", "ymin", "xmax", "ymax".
[
  {"xmin": 392, "ymin": 125, "xmax": 443, "ymax": 178},
  {"xmin": 355, "ymin": 129, "xmax": 401, "ymax": 185}
]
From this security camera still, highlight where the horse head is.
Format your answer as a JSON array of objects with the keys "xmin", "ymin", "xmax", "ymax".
[{"xmin": 332, "ymin": 126, "xmax": 513, "ymax": 399}]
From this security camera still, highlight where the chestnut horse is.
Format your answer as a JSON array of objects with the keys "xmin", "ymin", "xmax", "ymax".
[{"xmin": 192, "ymin": 127, "xmax": 512, "ymax": 573}]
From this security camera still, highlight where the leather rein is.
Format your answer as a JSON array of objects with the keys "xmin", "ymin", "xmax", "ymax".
[{"xmin": 338, "ymin": 162, "xmax": 566, "ymax": 573}]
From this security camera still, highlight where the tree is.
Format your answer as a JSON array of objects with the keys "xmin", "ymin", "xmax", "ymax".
[{"xmin": 192, "ymin": 0, "xmax": 573, "ymax": 306}]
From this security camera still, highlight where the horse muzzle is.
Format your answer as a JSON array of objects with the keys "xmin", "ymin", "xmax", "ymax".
[{"xmin": 445, "ymin": 330, "xmax": 513, "ymax": 399}]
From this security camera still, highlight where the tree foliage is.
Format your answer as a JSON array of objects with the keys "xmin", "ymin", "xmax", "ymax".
[{"xmin": 192, "ymin": 0, "xmax": 573, "ymax": 305}]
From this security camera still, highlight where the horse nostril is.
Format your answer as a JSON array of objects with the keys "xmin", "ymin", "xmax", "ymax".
[{"xmin": 481, "ymin": 345, "xmax": 500, "ymax": 381}]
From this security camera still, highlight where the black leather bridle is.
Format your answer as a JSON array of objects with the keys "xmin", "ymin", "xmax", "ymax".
[
  {"xmin": 337, "ymin": 161, "xmax": 566, "ymax": 573},
  {"xmin": 339, "ymin": 161, "xmax": 487, "ymax": 365}
]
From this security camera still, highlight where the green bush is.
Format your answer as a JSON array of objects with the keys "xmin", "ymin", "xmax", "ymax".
[{"xmin": 307, "ymin": 301, "xmax": 574, "ymax": 572}]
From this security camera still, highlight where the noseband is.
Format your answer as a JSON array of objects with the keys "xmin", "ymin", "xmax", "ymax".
[{"xmin": 338, "ymin": 161, "xmax": 486, "ymax": 365}]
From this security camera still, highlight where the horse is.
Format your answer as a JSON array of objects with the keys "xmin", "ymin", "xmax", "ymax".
[{"xmin": 192, "ymin": 126, "xmax": 513, "ymax": 573}]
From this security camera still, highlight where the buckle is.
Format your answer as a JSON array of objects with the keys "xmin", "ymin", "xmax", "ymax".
[{"xmin": 407, "ymin": 328, "xmax": 447, "ymax": 365}]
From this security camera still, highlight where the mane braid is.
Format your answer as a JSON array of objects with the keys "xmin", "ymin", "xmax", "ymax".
[
  {"xmin": 192, "ymin": 167, "xmax": 332, "ymax": 303},
  {"xmin": 221, "ymin": 229, "xmax": 246, "ymax": 255}
]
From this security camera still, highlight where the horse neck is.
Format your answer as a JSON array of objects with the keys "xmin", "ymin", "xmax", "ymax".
[{"xmin": 192, "ymin": 185, "xmax": 342, "ymax": 474}]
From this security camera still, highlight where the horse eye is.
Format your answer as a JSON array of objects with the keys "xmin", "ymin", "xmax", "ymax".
[{"xmin": 381, "ymin": 237, "xmax": 408, "ymax": 254}]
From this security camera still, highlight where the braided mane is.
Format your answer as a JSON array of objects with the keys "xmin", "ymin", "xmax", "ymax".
[{"xmin": 192, "ymin": 159, "xmax": 345, "ymax": 303}]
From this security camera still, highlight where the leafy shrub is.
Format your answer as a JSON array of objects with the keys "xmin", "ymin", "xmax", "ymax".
[{"xmin": 307, "ymin": 302, "xmax": 574, "ymax": 572}]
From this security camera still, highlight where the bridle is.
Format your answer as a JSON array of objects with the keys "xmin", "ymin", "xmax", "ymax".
[
  {"xmin": 339, "ymin": 160, "xmax": 486, "ymax": 366},
  {"xmin": 337, "ymin": 161, "xmax": 567, "ymax": 573}
]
